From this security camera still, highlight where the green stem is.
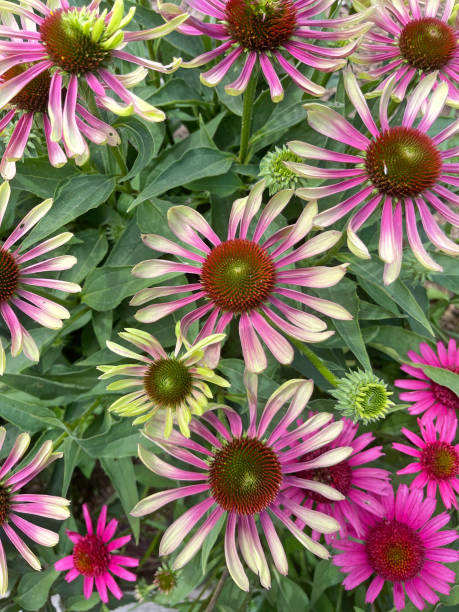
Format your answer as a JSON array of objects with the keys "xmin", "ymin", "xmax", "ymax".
[
  {"xmin": 111, "ymin": 145, "xmax": 128, "ymax": 176},
  {"xmin": 290, "ymin": 338, "xmax": 339, "ymax": 387},
  {"xmin": 238, "ymin": 68, "xmax": 259, "ymax": 164},
  {"xmin": 52, "ymin": 399, "xmax": 101, "ymax": 451},
  {"xmin": 203, "ymin": 569, "xmax": 229, "ymax": 612}
]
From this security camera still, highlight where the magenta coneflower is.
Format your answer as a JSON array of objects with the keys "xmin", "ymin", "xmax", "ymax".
[
  {"xmin": 395, "ymin": 339, "xmax": 459, "ymax": 423},
  {"xmin": 161, "ymin": 0, "xmax": 372, "ymax": 101},
  {"xmin": 131, "ymin": 181, "xmax": 352, "ymax": 373},
  {"xmin": 353, "ymin": 0, "xmax": 459, "ymax": 107},
  {"xmin": 0, "ymin": 0, "xmax": 186, "ymax": 160},
  {"xmin": 0, "ymin": 181, "xmax": 80, "ymax": 369},
  {"xmin": 287, "ymin": 71, "xmax": 459, "ymax": 285},
  {"xmin": 55, "ymin": 504, "xmax": 139, "ymax": 603},
  {"xmin": 334, "ymin": 484, "xmax": 459, "ymax": 611},
  {"xmin": 131, "ymin": 375, "xmax": 353, "ymax": 590},
  {"xmin": 286, "ymin": 414, "xmax": 391, "ymax": 543},
  {"xmin": 0, "ymin": 63, "xmax": 120, "ymax": 179},
  {"xmin": 0, "ymin": 426, "xmax": 70, "ymax": 595},
  {"xmin": 393, "ymin": 413, "xmax": 459, "ymax": 509}
]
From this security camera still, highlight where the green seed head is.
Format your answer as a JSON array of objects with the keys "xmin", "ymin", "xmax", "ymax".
[
  {"xmin": 332, "ymin": 370, "xmax": 394, "ymax": 423},
  {"xmin": 259, "ymin": 146, "xmax": 302, "ymax": 195}
]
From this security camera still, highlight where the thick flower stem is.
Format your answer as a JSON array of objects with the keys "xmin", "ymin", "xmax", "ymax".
[
  {"xmin": 238, "ymin": 69, "xmax": 259, "ymax": 164},
  {"xmin": 291, "ymin": 338, "xmax": 339, "ymax": 387}
]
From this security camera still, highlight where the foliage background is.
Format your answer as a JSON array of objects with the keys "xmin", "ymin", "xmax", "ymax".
[{"xmin": 0, "ymin": 0, "xmax": 457, "ymax": 609}]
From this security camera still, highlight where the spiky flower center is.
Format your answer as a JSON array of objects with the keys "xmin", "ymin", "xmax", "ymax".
[
  {"xmin": 225, "ymin": 0, "xmax": 297, "ymax": 51},
  {"xmin": 365, "ymin": 127, "xmax": 441, "ymax": 198},
  {"xmin": 154, "ymin": 567, "xmax": 177, "ymax": 594},
  {"xmin": 354, "ymin": 383, "xmax": 390, "ymax": 419},
  {"xmin": 0, "ymin": 249, "xmax": 20, "ymax": 304},
  {"xmin": 366, "ymin": 520, "xmax": 425, "ymax": 582},
  {"xmin": 260, "ymin": 146, "xmax": 302, "ymax": 194},
  {"xmin": 420, "ymin": 441, "xmax": 459, "ymax": 480},
  {"xmin": 40, "ymin": 9, "xmax": 110, "ymax": 74},
  {"xmin": 209, "ymin": 437, "xmax": 282, "ymax": 514},
  {"xmin": 399, "ymin": 18, "xmax": 457, "ymax": 72},
  {"xmin": 143, "ymin": 358, "xmax": 192, "ymax": 407},
  {"xmin": 298, "ymin": 446, "xmax": 352, "ymax": 503},
  {"xmin": 73, "ymin": 534, "xmax": 110, "ymax": 577},
  {"xmin": 430, "ymin": 380, "xmax": 459, "ymax": 412},
  {"xmin": 0, "ymin": 486, "xmax": 10, "ymax": 525},
  {"xmin": 4, "ymin": 66, "xmax": 51, "ymax": 113},
  {"xmin": 201, "ymin": 239, "xmax": 276, "ymax": 313}
]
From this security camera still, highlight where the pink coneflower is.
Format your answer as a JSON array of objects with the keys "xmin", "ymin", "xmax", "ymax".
[
  {"xmin": 0, "ymin": 64, "xmax": 120, "ymax": 179},
  {"xmin": 287, "ymin": 71, "xmax": 459, "ymax": 285},
  {"xmin": 393, "ymin": 413, "xmax": 459, "ymax": 509},
  {"xmin": 131, "ymin": 375, "xmax": 353, "ymax": 590},
  {"xmin": 353, "ymin": 0, "xmax": 459, "ymax": 107},
  {"xmin": 0, "ymin": 181, "xmax": 80, "ymax": 369},
  {"xmin": 131, "ymin": 181, "xmax": 352, "ymax": 373},
  {"xmin": 55, "ymin": 504, "xmax": 139, "ymax": 603},
  {"xmin": 286, "ymin": 414, "xmax": 391, "ymax": 543},
  {"xmin": 161, "ymin": 0, "xmax": 372, "ymax": 101},
  {"xmin": 0, "ymin": 0, "xmax": 186, "ymax": 161},
  {"xmin": 0, "ymin": 426, "xmax": 70, "ymax": 595},
  {"xmin": 334, "ymin": 484, "xmax": 459, "ymax": 611},
  {"xmin": 395, "ymin": 339, "xmax": 459, "ymax": 423}
]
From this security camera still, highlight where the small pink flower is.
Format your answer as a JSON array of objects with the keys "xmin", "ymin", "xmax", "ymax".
[
  {"xmin": 55, "ymin": 504, "xmax": 139, "ymax": 603},
  {"xmin": 0, "ymin": 181, "xmax": 80, "ymax": 369},
  {"xmin": 395, "ymin": 339, "xmax": 459, "ymax": 423},
  {"xmin": 161, "ymin": 0, "xmax": 371, "ymax": 101},
  {"xmin": 393, "ymin": 413, "xmax": 459, "ymax": 509},
  {"xmin": 286, "ymin": 414, "xmax": 391, "ymax": 543},
  {"xmin": 131, "ymin": 180, "xmax": 352, "ymax": 373},
  {"xmin": 334, "ymin": 484, "xmax": 459, "ymax": 611},
  {"xmin": 353, "ymin": 0, "xmax": 459, "ymax": 107},
  {"xmin": 0, "ymin": 426, "xmax": 70, "ymax": 595},
  {"xmin": 287, "ymin": 71, "xmax": 459, "ymax": 284}
]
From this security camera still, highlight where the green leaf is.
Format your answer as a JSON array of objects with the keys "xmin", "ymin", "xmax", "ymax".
[
  {"xmin": 130, "ymin": 147, "xmax": 233, "ymax": 209},
  {"xmin": 12, "ymin": 158, "xmax": 79, "ymax": 198},
  {"xmin": 364, "ymin": 325, "xmax": 431, "ymax": 363},
  {"xmin": 15, "ymin": 568, "xmax": 59, "ymax": 610},
  {"xmin": 67, "ymin": 593, "xmax": 100, "ymax": 611},
  {"xmin": 81, "ymin": 265, "xmax": 154, "ymax": 311},
  {"xmin": 0, "ymin": 395, "xmax": 64, "ymax": 431},
  {"xmin": 116, "ymin": 116, "xmax": 164, "ymax": 182},
  {"xmin": 101, "ymin": 456, "xmax": 140, "ymax": 541},
  {"xmin": 72, "ymin": 417, "xmax": 138, "ymax": 458},
  {"xmin": 62, "ymin": 229, "xmax": 108, "ymax": 284},
  {"xmin": 418, "ymin": 365, "xmax": 459, "ymax": 396},
  {"xmin": 201, "ymin": 513, "xmax": 225, "ymax": 574},
  {"xmin": 338, "ymin": 254, "xmax": 433, "ymax": 336},
  {"xmin": 1, "ymin": 371, "xmax": 93, "ymax": 400},
  {"xmin": 310, "ymin": 559, "xmax": 343, "ymax": 604},
  {"xmin": 273, "ymin": 573, "xmax": 309, "ymax": 611},
  {"xmin": 22, "ymin": 175, "xmax": 116, "ymax": 247},
  {"xmin": 61, "ymin": 438, "xmax": 81, "ymax": 496},
  {"xmin": 320, "ymin": 279, "xmax": 371, "ymax": 370}
]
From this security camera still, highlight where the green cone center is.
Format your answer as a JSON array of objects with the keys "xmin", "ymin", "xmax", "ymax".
[
  {"xmin": 209, "ymin": 437, "xmax": 282, "ymax": 514},
  {"xmin": 143, "ymin": 358, "xmax": 193, "ymax": 407}
]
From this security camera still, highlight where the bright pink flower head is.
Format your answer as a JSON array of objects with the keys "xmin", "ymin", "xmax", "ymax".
[
  {"xmin": 395, "ymin": 339, "xmax": 459, "ymax": 423},
  {"xmin": 161, "ymin": 0, "xmax": 372, "ymax": 101},
  {"xmin": 334, "ymin": 484, "xmax": 459, "ymax": 611},
  {"xmin": 55, "ymin": 504, "xmax": 139, "ymax": 603},
  {"xmin": 286, "ymin": 414, "xmax": 392, "ymax": 543},
  {"xmin": 0, "ymin": 181, "xmax": 80, "ymax": 369},
  {"xmin": 131, "ymin": 375, "xmax": 354, "ymax": 591},
  {"xmin": 0, "ymin": 427, "xmax": 70, "ymax": 596},
  {"xmin": 287, "ymin": 71, "xmax": 459, "ymax": 285},
  {"xmin": 0, "ymin": 0, "xmax": 186, "ymax": 168},
  {"xmin": 131, "ymin": 180, "xmax": 352, "ymax": 373},
  {"xmin": 393, "ymin": 413, "xmax": 459, "ymax": 509},
  {"xmin": 353, "ymin": 0, "xmax": 459, "ymax": 107},
  {"xmin": 0, "ymin": 65, "xmax": 119, "ymax": 180}
]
